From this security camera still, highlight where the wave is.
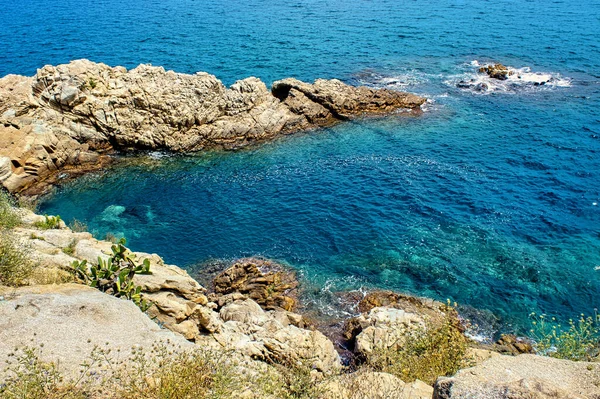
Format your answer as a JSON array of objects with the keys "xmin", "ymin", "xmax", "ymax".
[{"xmin": 447, "ymin": 60, "xmax": 572, "ymax": 94}]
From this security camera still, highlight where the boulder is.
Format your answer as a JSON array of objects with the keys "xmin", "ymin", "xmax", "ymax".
[
  {"xmin": 213, "ymin": 257, "xmax": 299, "ymax": 311},
  {"xmin": 0, "ymin": 60, "xmax": 426, "ymax": 195},
  {"xmin": 195, "ymin": 298, "xmax": 342, "ymax": 374},
  {"xmin": 433, "ymin": 354, "xmax": 600, "ymax": 399},
  {"xmin": 478, "ymin": 63, "xmax": 514, "ymax": 80}
]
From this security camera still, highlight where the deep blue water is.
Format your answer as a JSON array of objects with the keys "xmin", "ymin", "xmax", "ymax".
[{"xmin": 4, "ymin": 0, "xmax": 599, "ymax": 336}]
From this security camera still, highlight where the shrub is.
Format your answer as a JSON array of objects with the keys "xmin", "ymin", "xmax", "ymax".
[
  {"xmin": 68, "ymin": 219, "xmax": 88, "ymax": 232},
  {"xmin": 366, "ymin": 306, "xmax": 468, "ymax": 385},
  {"xmin": 529, "ymin": 312, "xmax": 600, "ymax": 361},
  {"xmin": 71, "ymin": 238, "xmax": 151, "ymax": 311},
  {"xmin": 0, "ymin": 191, "xmax": 21, "ymax": 229},
  {"xmin": 62, "ymin": 239, "xmax": 77, "ymax": 256},
  {"xmin": 34, "ymin": 215, "xmax": 62, "ymax": 230},
  {"xmin": 0, "ymin": 232, "xmax": 36, "ymax": 286}
]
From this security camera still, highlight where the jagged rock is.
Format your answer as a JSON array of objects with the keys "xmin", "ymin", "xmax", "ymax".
[
  {"xmin": 478, "ymin": 63, "xmax": 514, "ymax": 80},
  {"xmin": 195, "ymin": 297, "xmax": 342, "ymax": 374},
  {"xmin": 433, "ymin": 354, "xmax": 600, "ymax": 399},
  {"xmin": 213, "ymin": 257, "xmax": 299, "ymax": 311},
  {"xmin": 0, "ymin": 60, "xmax": 426, "ymax": 195},
  {"xmin": 0, "ymin": 284, "xmax": 193, "ymax": 377}
]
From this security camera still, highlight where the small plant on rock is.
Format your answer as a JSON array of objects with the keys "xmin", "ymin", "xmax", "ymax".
[
  {"xmin": 34, "ymin": 215, "xmax": 62, "ymax": 230},
  {"xmin": 0, "ymin": 191, "xmax": 21, "ymax": 229},
  {"xmin": 530, "ymin": 312, "xmax": 600, "ymax": 361},
  {"xmin": 71, "ymin": 238, "xmax": 152, "ymax": 311},
  {"xmin": 0, "ymin": 232, "xmax": 37, "ymax": 286}
]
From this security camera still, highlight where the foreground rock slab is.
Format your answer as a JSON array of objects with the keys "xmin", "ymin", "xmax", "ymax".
[
  {"xmin": 0, "ymin": 59, "xmax": 426, "ymax": 194},
  {"xmin": 0, "ymin": 284, "xmax": 193, "ymax": 377},
  {"xmin": 434, "ymin": 353, "xmax": 600, "ymax": 399}
]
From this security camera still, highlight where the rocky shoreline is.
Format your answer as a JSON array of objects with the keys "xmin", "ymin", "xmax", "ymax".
[
  {"xmin": 0, "ymin": 59, "xmax": 425, "ymax": 196},
  {"xmin": 2, "ymin": 207, "xmax": 600, "ymax": 398}
]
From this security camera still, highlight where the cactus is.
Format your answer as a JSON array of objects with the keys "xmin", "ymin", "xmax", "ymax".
[{"xmin": 71, "ymin": 238, "xmax": 152, "ymax": 311}]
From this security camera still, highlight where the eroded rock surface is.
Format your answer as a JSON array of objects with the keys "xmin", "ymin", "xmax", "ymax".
[
  {"xmin": 0, "ymin": 59, "xmax": 425, "ymax": 194},
  {"xmin": 434, "ymin": 354, "xmax": 600, "ymax": 399}
]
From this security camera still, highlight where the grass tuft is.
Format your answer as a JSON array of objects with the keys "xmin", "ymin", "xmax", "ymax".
[
  {"xmin": 0, "ymin": 191, "xmax": 21, "ymax": 229},
  {"xmin": 0, "ymin": 232, "xmax": 37, "ymax": 286},
  {"xmin": 34, "ymin": 215, "xmax": 62, "ymax": 230}
]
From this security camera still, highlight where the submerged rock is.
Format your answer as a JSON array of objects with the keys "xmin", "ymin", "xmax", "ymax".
[{"xmin": 0, "ymin": 59, "xmax": 426, "ymax": 195}]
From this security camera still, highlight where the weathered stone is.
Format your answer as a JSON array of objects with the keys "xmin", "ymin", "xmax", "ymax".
[
  {"xmin": 0, "ymin": 60, "xmax": 425, "ymax": 195},
  {"xmin": 213, "ymin": 257, "xmax": 299, "ymax": 311},
  {"xmin": 0, "ymin": 284, "xmax": 193, "ymax": 378},
  {"xmin": 319, "ymin": 371, "xmax": 433, "ymax": 399},
  {"xmin": 433, "ymin": 354, "xmax": 600, "ymax": 399}
]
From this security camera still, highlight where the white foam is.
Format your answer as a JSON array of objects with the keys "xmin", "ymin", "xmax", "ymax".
[{"xmin": 449, "ymin": 62, "xmax": 572, "ymax": 95}]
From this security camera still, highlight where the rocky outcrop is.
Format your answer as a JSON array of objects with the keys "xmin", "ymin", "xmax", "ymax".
[
  {"xmin": 433, "ymin": 354, "xmax": 600, "ymax": 399},
  {"xmin": 478, "ymin": 63, "xmax": 514, "ymax": 80},
  {"xmin": 212, "ymin": 257, "xmax": 299, "ymax": 311},
  {"xmin": 0, "ymin": 59, "xmax": 426, "ymax": 195}
]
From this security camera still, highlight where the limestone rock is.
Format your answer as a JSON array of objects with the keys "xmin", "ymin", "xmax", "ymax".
[
  {"xmin": 213, "ymin": 257, "xmax": 298, "ymax": 311},
  {"xmin": 433, "ymin": 354, "xmax": 600, "ymax": 399},
  {"xmin": 0, "ymin": 59, "xmax": 425, "ymax": 195},
  {"xmin": 0, "ymin": 284, "xmax": 193, "ymax": 377}
]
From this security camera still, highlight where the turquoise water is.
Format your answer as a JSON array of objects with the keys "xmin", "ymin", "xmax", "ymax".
[{"xmin": 5, "ymin": 0, "xmax": 599, "ymax": 335}]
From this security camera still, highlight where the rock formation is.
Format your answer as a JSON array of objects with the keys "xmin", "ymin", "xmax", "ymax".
[
  {"xmin": 0, "ymin": 59, "xmax": 426, "ymax": 195},
  {"xmin": 478, "ymin": 63, "xmax": 514, "ymax": 80}
]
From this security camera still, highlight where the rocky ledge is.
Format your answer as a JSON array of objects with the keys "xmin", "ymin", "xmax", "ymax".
[{"xmin": 0, "ymin": 59, "xmax": 425, "ymax": 195}]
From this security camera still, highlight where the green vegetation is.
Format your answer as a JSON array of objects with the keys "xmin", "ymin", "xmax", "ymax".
[
  {"xmin": 530, "ymin": 312, "xmax": 600, "ymax": 361},
  {"xmin": 0, "ymin": 232, "xmax": 37, "ymax": 286},
  {"xmin": 71, "ymin": 238, "xmax": 152, "ymax": 311},
  {"xmin": 0, "ymin": 191, "xmax": 21, "ymax": 229},
  {"xmin": 366, "ymin": 307, "xmax": 468, "ymax": 385},
  {"xmin": 34, "ymin": 215, "xmax": 62, "ymax": 230},
  {"xmin": 0, "ymin": 344, "xmax": 321, "ymax": 399}
]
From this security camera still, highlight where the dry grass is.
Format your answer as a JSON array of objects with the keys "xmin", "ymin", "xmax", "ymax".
[
  {"xmin": 0, "ymin": 232, "xmax": 37, "ymax": 287},
  {"xmin": 0, "ymin": 192, "xmax": 20, "ymax": 229}
]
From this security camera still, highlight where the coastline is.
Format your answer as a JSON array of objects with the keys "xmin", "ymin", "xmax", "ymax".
[{"xmin": 0, "ymin": 59, "xmax": 425, "ymax": 197}]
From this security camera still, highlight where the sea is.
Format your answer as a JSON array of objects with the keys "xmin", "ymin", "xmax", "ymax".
[{"xmin": 3, "ymin": 0, "xmax": 599, "ymax": 339}]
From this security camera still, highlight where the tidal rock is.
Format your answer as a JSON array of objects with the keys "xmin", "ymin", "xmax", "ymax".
[
  {"xmin": 0, "ymin": 59, "xmax": 426, "ymax": 195},
  {"xmin": 433, "ymin": 354, "xmax": 600, "ymax": 399},
  {"xmin": 478, "ymin": 63, "xmax": 514, "ymax": 80},
  {"xmin": 213, "ymin": 257, "xmax": 299, "ymax": 311}
]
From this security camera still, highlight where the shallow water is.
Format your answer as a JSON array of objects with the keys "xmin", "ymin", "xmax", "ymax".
[{"xmin": 4, "ymin": 0, "xmax": 599, "ymax": 336}]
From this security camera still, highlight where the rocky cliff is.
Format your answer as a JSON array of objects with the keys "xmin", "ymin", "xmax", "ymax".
[{"xmin": 0, "ymin": 60, "xmax": 425, "ymax": 195}]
